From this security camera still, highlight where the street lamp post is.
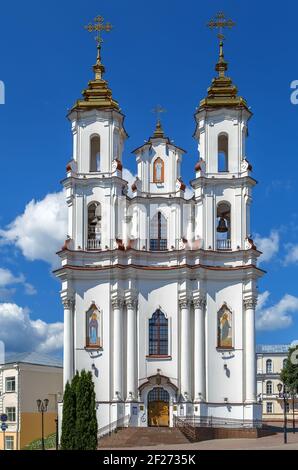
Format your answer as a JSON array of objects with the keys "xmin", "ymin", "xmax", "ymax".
[
  {"xmin": 277, "ymin": 383, "xmax": 291, "ymax": 444},
  {"xmin": 37, "ymin": 399, "xmax": 49, "ymax": 451}
]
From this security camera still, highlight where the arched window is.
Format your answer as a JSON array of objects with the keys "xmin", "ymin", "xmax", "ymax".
[
  {"xmin": 88, "ymin": 202, "xmax": 101, "ymax": 250},
  {"xmin": 217, "ymin": 304, "xmax": 233, "ymax": 349},
  {"xmin": 150, "ymin": 211, "xmax": 167, "ymax": 251},
  {"xmin": 216, "ymin": 202, "xmax": 231, "ymax": 250},
  {"xmin": 282, "ymin": 358, "xmax": 287, "ymax": 369},
  {"xmin": 153, "ymin": 157, "xmax": 164, "ymax": 183},
  {"xmin": 266, "ymin": 359, "xmax": 273, "ymax": 374},
  {"xmin": 266, "ymin": 381, "xmax": 273, "ymax": 395},
  {"xmin": 90, "ymin": 135, "xmax": 101, "ymax": 172},
  {"xmin": 218, "ymin": 133, "xmax": 228, "ymax": 172},
  {"xmin": 86, "ymin": 304, "xmax": 101, "ymax": 348},
  {"xmin": 149, "ymin": 309, "xmax": 168, "ymax": 356}
]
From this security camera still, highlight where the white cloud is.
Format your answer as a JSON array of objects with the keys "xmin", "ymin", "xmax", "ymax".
[
  {"xmin": 256, "ymin": 291, "xmax": 298, "ymax": 330},
  {"xmin": 0, "ymin": 191, "xmax": 67, "ymax": 266},
  {"xmin": 0, "ymin": 268, "xmax": 23, "ymax": 287},
  {"xmin": 0, "ymin": 303, "xmax": 63, "ymax": 354},
  {"xmin": 0, "ymin": 267, "xmax": 36, "ymax": 299},
  {"xmin": 284, "ymin": 243, "xmax": 298, "ymax": 265},
  {"xmin": 254, "ymin": 230, "xmax": 279, "ymax": 263}
]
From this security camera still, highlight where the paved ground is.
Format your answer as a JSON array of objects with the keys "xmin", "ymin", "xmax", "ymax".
[{"xmin": 100, "ymin": 430, "xmax": 298, "ymax": 451}]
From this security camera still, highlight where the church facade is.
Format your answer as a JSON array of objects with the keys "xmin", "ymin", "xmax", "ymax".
[{"xmin": 55, "ymin": 26, "xmax": 264, "ymax": 432}]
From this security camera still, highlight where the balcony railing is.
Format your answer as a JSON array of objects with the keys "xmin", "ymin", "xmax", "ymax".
[
  {"xmin": 217, "ymin": 239, "xmax": 231, "ymax": 250},
  {"xmin": 87, "ymin": 239, "xmax": 101, "ymax": 250}
]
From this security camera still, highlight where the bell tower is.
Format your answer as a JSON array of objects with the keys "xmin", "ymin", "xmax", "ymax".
[{"xmin": 191, "ymin": 13, "xmax": 264, "ymax": 419}]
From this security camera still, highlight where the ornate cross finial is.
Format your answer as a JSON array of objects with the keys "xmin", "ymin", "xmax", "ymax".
[
  {"xmin": 84, "ymin": 15, "xmax": 113, "ymax": 80},
  {"xmin": 207, "ymin": 12, "xmax": 235, "ymax": 42},
  {"xmin": 207, "ymin": 12, "xmax": 235, "ymax": 77},
  {"xmin": 152, "ymin": 104, "xmax": 166, "ymax": 123},
  {"xmin": 85, "ymin": 15, "xmax": 113, "ymax": 47}
]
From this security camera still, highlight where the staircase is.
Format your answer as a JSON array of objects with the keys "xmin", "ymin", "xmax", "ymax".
[{"xmin": 99, "ymin": 427, "xmax": 190, "ymax": 448}]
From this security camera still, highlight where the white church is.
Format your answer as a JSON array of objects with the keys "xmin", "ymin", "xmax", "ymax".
[{"xmin": 55, "ymin": 19, "xmax": 264, "ymax": 432}]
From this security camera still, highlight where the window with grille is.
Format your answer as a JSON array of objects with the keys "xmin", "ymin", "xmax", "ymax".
[
  {"xmin": 149, "ymin": 309, "xmax": 168, "ymax": 356},
  {"xmin": 150, "ymin": 212, "xmax": 167, "ymax": 251},
  {"xmin": 5, "ymin": 436, "xmax": 14, "ymax": 450},
  {"xmin": 266, "ymin": 359, "xmax": 273, "ymax": 373},
  {"xmin": 148, "ymin": 387, "xmax": 169, "ymax": 402},
  {"xmin": 266, "ymin": 381, "xmax": 272, "ymax": 395},
  {"xmin": 5, "ymin": 377, "xmax": 16, "ymax": 392},
  {"xmin": 6, "ymin": 407, "xmax": 16, "ymax": 422},
  {"xmin": 266, "ymin": 402, "xmax": 273, "ymax": 413}
]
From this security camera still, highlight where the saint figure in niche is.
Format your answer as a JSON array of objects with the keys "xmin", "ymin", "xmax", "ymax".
[
  {"xmin": 88, "ymin": 309, "xmax": 99, "ymax": 346},
  {"xmin": 218, "ymin": 305, "xmax": 232, "ymax": 348},
  {"xmin": 154, "ymin": 158, "xmax": 164, "ymax": 183}
]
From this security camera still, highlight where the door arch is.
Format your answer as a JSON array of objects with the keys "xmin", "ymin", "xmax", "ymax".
[{"xmin": 148, "ymin": 387, "xmax": 169, "ymax": 427}]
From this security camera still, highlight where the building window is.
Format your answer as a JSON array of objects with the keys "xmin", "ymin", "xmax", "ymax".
[
  {"xmin": 216, "ymin": 202, "xmax": 231, "ymax": 250},
  {"xmin": 5, "ymin": 377, "xmax": 16, "ymax": 393},
  {"xmin": 6, "ymin": 407, "xmax": 16, "ymax": 422},
  {"xmin": 217, "ymin": 303, "xmax": 233, "ymax": 349},
  {"xmin": 218, "ymin": 133, "xmax": 229, "ymax": 172},
  {"xmin": 266, "ymin": 402, "xmax": 273, "ymax": 414},
  {"xmin": 266, "ymin": 359, "xmax": 273, "ymax": 373},
  {"xmin": 90, "ymin": 135, "xmax": 101, "ymax": 172},
  {"xmin": 150, "ymin": 211, "xmax": 167, "ymax": 251},
  {"xmin": 153, "ymin": 157, "xmax": 164, "ymax": 183},
  {"xmin": 282, "ymin": 358, "xmax": 287, "ymax": 369},
  {"xmin": 86, "ymin": 304, "xmax": 101, "ymax": 349},
  {"xmin": 87, "ymin": 202, "xmax": 101, "ymax": 250},
  {"xmin": 266, "ymin": 381, "xmax": 273, "ymax": 395},
  {"xmin": 5, "ymin": 436, "xmax": 14, "ymax": 450},
  {"xmin": 149, "ymin": 309, "xmax": 168, "ymax": 356}
]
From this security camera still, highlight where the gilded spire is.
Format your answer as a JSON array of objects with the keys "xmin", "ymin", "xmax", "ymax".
[
  {"xmin": 151, "ymin": 105, "xmax": 166, "ymax": 139},
  {"xmin": 199, "ymin": 12, "xmax": 249, "ymax": 112},
  {"xmin": 70, "ymin": 15, "xmax": 119, "ymax": 113},
  {"xmin": 152, "ymin": 119, "xmax": 165, "ymax": 138}
]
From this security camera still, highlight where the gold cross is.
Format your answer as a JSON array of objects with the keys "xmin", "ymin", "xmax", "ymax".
[
  {"xmin": 207, "ymin": 11, "xmax": 235, "ymax": 41},
  {"xmin": 84, "ymin": 15, "xmax": 113, "ymax": 46},
  {"xmin": 152, "ymin": 105, "xmax": 166, "ymax": 121}
]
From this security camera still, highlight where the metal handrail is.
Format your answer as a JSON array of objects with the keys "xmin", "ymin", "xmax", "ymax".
[
  {"xmin": 174, "ymin": 415, "xmax": 263, "ymax": 429},
  {"xmin": 98, "ymin": 414, "xmax": 130, "ymax": 439}
]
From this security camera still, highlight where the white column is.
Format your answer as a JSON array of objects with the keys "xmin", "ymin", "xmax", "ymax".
[
  {"xmin": 180, "ymin": 298, "xmax": 191, "ymax": 400},
  {"xmin": 244, "ymin": 298, "xmax": 257, "ymax": 403},
  {"xmin": 194, "ymin": 297, "xmax": 206, "ymax": 401},
  {"xmin": 63, "ymin": 298, "xmax": 74, "ymax": 388},
  {"xmin": 113, "ymin": 298, "xmax": 124, "ymax": 400},
  {"xmin": 126, "ymin": 299, "xmax": 137, "ymax": 401}
]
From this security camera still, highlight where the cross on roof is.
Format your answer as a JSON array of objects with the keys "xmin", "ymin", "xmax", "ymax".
[
  {"xmin": 84, "ymin": 15, "xmax": 113, "ymax": 46},
  {"xmin": 207, "ymin": 12, "xmax": 236, "ymax": 42}
]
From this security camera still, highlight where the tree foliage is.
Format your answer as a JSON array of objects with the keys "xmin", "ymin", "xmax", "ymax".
[
  {"xmin": 60, "ymin": 370, "xmax": 98, "ymax": 450},
  {"xmin": 280, "ymin": 346, "xmax": 298, "ymax": 393}
]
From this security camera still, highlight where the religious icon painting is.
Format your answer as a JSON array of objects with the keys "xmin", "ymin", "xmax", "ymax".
[
  {"xmin": 217, "ymin": 303, "xmax": 233, "ymax": 349},
  {"xmin": 86, "ymin": 304, "xmax": 101, "ymax": 348},
  {"xmin": 153, "ymin": 157, "xmax": 164, "ymax": 183}
]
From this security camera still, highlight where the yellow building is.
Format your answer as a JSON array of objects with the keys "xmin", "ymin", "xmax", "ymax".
[
  {"xmin": 0, "ymin": 352, "xmax": 62, "ymax": 450},
  {"xmin": 257, "ymin": 344, "xmax": 297, "ymax": 422}
]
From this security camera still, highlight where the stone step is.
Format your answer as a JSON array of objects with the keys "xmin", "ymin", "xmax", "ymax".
[{"xmin": 99, "ymin": 427, "xmax": 190, "ymax": 448}]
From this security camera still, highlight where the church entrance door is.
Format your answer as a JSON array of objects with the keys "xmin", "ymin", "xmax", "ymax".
[{"xmin": 148, "ymin": 387, "xmax": 169, "ymax": 427}]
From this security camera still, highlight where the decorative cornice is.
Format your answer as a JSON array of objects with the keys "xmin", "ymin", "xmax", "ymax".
[
  {"xmin": 243, "ymin": 298, "xmax": 257, "ymax": 310},
  {"xmin": 62, "ymin": 298, "xmax": 74, "ymax": 309},
  {"xmin": 126, "ymin": 299, "xmax": 138, "ymax": 310},
  {"xmin": 193, "ymin": 296, "xmax": 206, "ymax": 309},
  {"xmin": 111, "ymin": 298, "xmax": 124, "ymax": 310},
  {"xmin": 179, "ymin": 298, "xmax": 190, "ymax": 309}
]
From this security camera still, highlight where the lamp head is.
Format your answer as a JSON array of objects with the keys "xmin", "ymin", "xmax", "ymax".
[{"xmin": 277, "ymin": 383, "xmax": 282, "ymax": 393}]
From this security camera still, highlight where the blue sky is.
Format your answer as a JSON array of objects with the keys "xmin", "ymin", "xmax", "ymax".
[{"xmin": 0, "ymin": 0, "xmax": 298, "ymax": 354}]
